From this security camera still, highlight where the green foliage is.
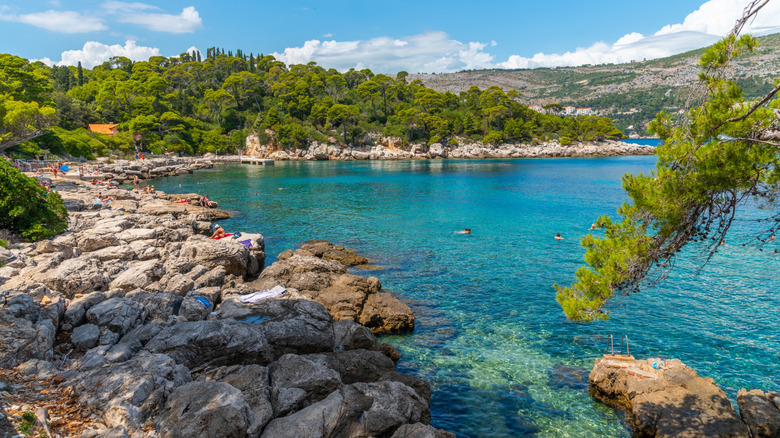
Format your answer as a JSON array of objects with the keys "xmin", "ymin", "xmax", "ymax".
[
  {"xmin": 555, "ymin": 31, "xmax": 780, "ymax": 321},
  {"xmin": 1, "ymin": 50, "xmax": 625, "ymax": 156},
  {"xmin": 0, "ymin": 159, "xmax": 68, "ymax": 241},
  {"xmin": 0, "ymin": 238, "xmax": 7, "ymax": 248},
  {"xmin": 560, "ymin": 136, "xmax": 572, "ymax": 145}
]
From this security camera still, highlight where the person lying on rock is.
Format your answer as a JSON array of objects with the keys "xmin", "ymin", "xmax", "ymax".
[
  {"xmin": 172, "ymin": 197, "xmax": 191, "ymax": 204},
  {"xmin": 209, "ymin": 224, "xmax": 226, "ymax": 239},
  {"xmin": 199, "ymin": 194, "xmax": 214, "ymax": 208}
]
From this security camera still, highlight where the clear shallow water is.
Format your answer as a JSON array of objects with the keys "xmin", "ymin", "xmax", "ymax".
[{"xmin": 152, "ymin": 157, "xmax": 779, "ymax": 437}]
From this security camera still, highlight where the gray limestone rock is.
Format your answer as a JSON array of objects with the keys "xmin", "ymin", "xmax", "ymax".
[
  {"xmin": 72, "ymin": 323, "xmax": 101, "ymax": 351},
  {"xmin": 157, "ymin": 381, "xmax": 252, "ymax": 438},
  {"xmin": 66, "ymin": 352, "xmax": 192, "ymax": 429},
  {"xmin": 269, "ymin": 354, "xmax": 343, "ymax": 416},
  {"xmin": 86, "ymin": 298, "xmax": 149, "ymax": 336},
  {"xmin": 143, "ymin": 320, "xmax": 273, "ymax": 368},
  {"xmin": 197, "ymin": 365, "xmax": 274, "ymax": 437},
  {"xmin": 260, "ymin": 381, "xmax": 429, "ymax": 438}
]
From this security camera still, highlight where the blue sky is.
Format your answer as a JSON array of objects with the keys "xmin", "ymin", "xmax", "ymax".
[{"xmin": 1, "ymin": 0, "xmax": 780, "ymax": 72}]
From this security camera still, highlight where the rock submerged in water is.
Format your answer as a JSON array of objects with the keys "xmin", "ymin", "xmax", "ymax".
[{"xmin": 0, "ymin": 160, "xmax": 442, "ymax": 437}]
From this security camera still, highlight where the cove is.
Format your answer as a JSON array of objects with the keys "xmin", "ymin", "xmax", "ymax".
[{"xmin": 151, "ymin": 157, "xmax": 780, "ymax": 437}]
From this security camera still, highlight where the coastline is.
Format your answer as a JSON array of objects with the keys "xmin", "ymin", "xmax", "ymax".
[
  {"xmin": 246, "ymin": 137, "xmax": 656, "ymax": 161},
  {"xmin": 0, "ymin": 159, "xmax": 452, "ymax": 437}
]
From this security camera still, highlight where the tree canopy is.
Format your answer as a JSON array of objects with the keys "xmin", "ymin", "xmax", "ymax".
[
  {"xmin": 555, "ymin": 1, "xmax": 780, "ymax": 322},
  {"xmin": 2, "ymin": 48, "xmax": 623, "ymax": 160}
]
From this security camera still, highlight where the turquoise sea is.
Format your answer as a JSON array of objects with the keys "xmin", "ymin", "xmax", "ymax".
[{"xmin": 151, "ymin": 157, "xmax": 779, "ymax": 437}]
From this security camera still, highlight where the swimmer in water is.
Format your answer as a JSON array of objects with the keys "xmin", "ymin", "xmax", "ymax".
[
  {"xmin": 456, "ymin": 228, "xmax": 471, "ymax": 234},
  {"xmin": 555, "ymin": 233, "xmax": 564, "ymax": 240}
]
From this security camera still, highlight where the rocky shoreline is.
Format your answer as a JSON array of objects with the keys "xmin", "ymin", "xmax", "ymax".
[
  {"xmin": 590, "ymin": 355, "xmax": 780, "ymax": 437},
  {"xmin": 0, "ymin": 168, "xmax": 449, "ymax": 437},
  {"xmin": 245, "ymin": 137, "xmax": 655, "ymax": 161}
]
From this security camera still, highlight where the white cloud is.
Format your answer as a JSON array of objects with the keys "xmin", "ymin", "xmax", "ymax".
[
  {"xmin": 111, "ymin": 4, "xmax": 202, "ymax": 33},
  {"xmin": 271, "ymin": 0, "xmax": 780, "ymax": 72},
  {"xmin": 498, "ymin": 0, "xmax": 780, "ymax": 69},
  {"xmin": 43, "ymin": 40, "xmax": 162, "ymax": 68},
  {"xmin": 0, "ymin": 9, "xmax": 106, "ymax": 33},
  {"xmin": 272, "ymin": 31, "xmax": 494, "ymax": 73}
]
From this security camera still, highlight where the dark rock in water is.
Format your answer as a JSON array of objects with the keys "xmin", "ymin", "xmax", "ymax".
[
  {"xmin": 380, "ymin": 371, "xmax": 432, "ymax": 406},
  {"xmin": 737, "ymin": 388, "xmax": 780, "ymax": 438},
  {"xmin": 158, "ymin": 381, "xmax": 252, "ymax": 438},
  {"xmin": 333, "ymin": 319, "xmax": 380, "ymax": 351},
  {"xmin": 589, "ymin": 356, "xmax": 749, "ymax": 437},
  {"xmin": 311, "ymin": 349, "xmax": 396, "ymax": 386},
  {"xmin": 548, "ymin": 364, "xmax": 590, "ymax": 391},
  {"xmin": 197, "ymin": 364, "xmax": 274, "ymax": 438},
  {"xmin": 260, "ymin": 381, "xmax": 430, "ymax": 438}
]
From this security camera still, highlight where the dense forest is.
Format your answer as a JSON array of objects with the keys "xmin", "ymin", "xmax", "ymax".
[{"xmin": 1, "ymin": 49, "xmax": 624, "ymax": 159}]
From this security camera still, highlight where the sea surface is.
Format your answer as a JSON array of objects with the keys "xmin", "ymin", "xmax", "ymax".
[{"xmin": 151, "ymin": 157, "xmax": 779, "ymax": 437}]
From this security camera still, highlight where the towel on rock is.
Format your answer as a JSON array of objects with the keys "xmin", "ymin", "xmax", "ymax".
[{"xmin": 238, "ymin": 285, "xmax": 286, "ymax": 303}]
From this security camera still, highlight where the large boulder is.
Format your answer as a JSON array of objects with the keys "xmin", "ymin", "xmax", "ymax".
[
  {"xmin": 65, "ymin": 352, "xmax": 191, "ymax": 429},
  {"xmin": 143, "ymin": 320, "xmax": 273, "ymax": 368},
  {"xmin": 0, "ymin": 312, "xmax": 55, "ymax": 368},
  {"xmin": 737, "ymin": 389, "xmax": 780, "ymax": 438},
  {"xmin": 110, "ymin": 259, "xmax": 165, "ymax": 291},
  {"xmin": 85, "ymin": 297, "xmax": 149, "ymax": 337},
  {"xmin": 179, "ymin": 236, "xmax": 251, "ymax": 276},
  {"xmin": 77, "ymin": 233, "xmax": 120, "ymax": 252},
  {"xmin": 157, "ymin": 381, "xmax": 252, "ymax": 438},
  {"xmin": 358, "ymin": 292, "xmax": 415, "ymax": 334},
  {"xmin": 589, "ymin": 356, "xmax": 749, "ymax": 437},
  {"xmin": 260, "ymin": 381, "xmax": 430, "ymax": 438},
  {"xmin": 197, "ymin": 365, "xmax": 274, "ymax": 438},
  {"xmin": 34, "ymin": 258, "xmax": 111, "ymax": 297},
  {"xmin": 213, "ymin": 298, "xmax": 335, "ymax": 358},
  {"xmin": 269, "ymin": 354, "xmax": 343, "ymax": 416}
]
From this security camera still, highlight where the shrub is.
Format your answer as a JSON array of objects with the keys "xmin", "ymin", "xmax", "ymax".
[
  {"xmin": 0, "ymin": 159, "xmax": 68, "ymax": 241},
  {"xmin": 560, "ymin": 136, "xmax": 573, "ymax": 145},
  {"xmin": 0, "ymin": 239, "xmax": 7, "ymax": 248},
  {"xmin": 483, "ymin": 131, "xmax": 504, "ymax": 145}
]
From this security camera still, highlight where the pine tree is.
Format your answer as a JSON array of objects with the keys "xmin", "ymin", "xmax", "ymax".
[{"xmin": 77, "ymin": 61, "xmax": 83, "ymax": 86}]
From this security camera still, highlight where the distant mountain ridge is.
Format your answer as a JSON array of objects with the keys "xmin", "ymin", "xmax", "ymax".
[{"xmin": 409, "ymin": 33, "xmax": 780, "ymax": 134}]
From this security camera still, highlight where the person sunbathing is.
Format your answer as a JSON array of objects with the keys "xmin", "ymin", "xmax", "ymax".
[
  {"xmin": 173, "ymin": 197, "xmax": 191, "ymax": 204},
  {"xmin": 209, "ymin": 224, "xmax": 226, "ymax": 239},
  {"xmin": 199, "ymin": 195, "xmax": 214, "ymax": 208}
]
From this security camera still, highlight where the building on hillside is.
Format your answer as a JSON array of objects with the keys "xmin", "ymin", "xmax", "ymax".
[
  {"xmin": 564, "ymin": 106, "xmax": 576, "ymax": 115},
  {"xmin": 529, "ymin": 105, "xmax": 544, "ymax": 113},
  {"xmin": 576, "ymin": 107, "xmax": 594, "ymax": 116},
  {"xmin": 88, "ymin": 123, "xmax": 120, "ymax": 135}
]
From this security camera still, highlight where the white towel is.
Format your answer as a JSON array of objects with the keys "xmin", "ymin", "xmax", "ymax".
[{"xmin": 238, "ymin": 285, "xmax": 286, "ymax": 303}]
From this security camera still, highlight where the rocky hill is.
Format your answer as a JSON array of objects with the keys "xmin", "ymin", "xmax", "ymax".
[{"xmin": 410, "ymin": 33, "xmax": 780, "ymax": 134}]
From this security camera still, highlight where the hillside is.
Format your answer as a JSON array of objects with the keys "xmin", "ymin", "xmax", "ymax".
[{"xmin": 409, "ymin": 33, "xmax": 780, "ymax": 134}]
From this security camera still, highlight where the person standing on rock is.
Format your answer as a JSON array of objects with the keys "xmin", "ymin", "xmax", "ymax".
[{"xmin": 133, "ymin": 175, "xmax": 139, "ymax": 191}]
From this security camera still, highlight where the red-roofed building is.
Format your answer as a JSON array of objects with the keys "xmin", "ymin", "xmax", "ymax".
[{"xmin": 88, "ymin": 123, "xmax": 120, "ymax": 135}]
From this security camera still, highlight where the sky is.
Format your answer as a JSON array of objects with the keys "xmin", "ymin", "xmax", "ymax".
[{"xmin": 1, "ymin": 0, "xmax": 780, "ymax": 73}]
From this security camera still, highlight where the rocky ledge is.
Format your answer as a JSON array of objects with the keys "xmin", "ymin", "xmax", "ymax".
[
  {"xmin": 590, "ymin": 355, "xmax": 780, "ymax": 437},
  {"xmin": 0, "ymin": 182, "xmax": 445, "ymax": 437},
  {"xmin": 247, "ymin": 136, "xmax": 654, "ymax": 161},
  {"xmin": 90, "ymin": 156, "xmax": 215, "ymax": 185}
]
